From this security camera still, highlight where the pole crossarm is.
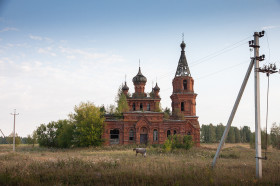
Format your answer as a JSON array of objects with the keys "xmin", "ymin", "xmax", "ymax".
[{"xmin": 258, "ymin": 64, "xmax": 279, "ymax": 76}]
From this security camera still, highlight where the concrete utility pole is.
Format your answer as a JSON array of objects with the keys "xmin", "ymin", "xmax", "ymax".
[
  {"xmin": 10, "ymin": 109, "xmax": 19, "ymax": 152},
  {"xmin": 212, "ymin": 31, "xmax": 265, "ymax": 179},
  {"xmin": 212, "ymin": 58, "xmax": 255, "ymax": 168},
  {"xmin": 252, "ymin": 31, "xmax": 265, "ymax": 179}
]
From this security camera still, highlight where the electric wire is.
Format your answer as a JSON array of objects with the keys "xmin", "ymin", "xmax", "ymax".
[
  {"xmin": 151, "ymin": 35, "xmax": 252, "ymax": 81},
  {"xmin": 264, "ymin": 74, "xmax": 270, "ymax": 159},
  {"xmin": 196, "ymin": 60, "xmax": 249, "ymax": 80},
  {"xmin": 159, "ymin": 59, "xmax": 250, "ymax": 93},
  {"xmin": 265, "ymin": 32, "xmax": 271, "ymax": 65}
]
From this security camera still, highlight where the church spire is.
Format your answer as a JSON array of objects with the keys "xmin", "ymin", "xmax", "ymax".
[{"xmin": 175, "ymin": 39, "xmax": 191, "ymax": 77}]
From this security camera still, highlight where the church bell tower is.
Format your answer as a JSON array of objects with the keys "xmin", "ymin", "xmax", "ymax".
[{"xmin": 170, "ymin": 40, "xmax": 197, "ymax": 118}]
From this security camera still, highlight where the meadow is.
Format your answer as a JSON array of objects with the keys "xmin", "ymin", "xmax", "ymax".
[{"xmin": 0, "ymin": 143, "xmax": 279, "ymax": 185}]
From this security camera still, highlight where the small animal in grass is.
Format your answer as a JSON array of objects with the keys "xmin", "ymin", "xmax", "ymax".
[{"xmin": 133, "ymin": 148, "xmax": 147, "ymax": 157}]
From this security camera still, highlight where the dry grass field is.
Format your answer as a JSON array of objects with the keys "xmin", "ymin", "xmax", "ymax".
[{"xmin": 0, "ymin": 143, "xmax": 279, "ymax": 185}]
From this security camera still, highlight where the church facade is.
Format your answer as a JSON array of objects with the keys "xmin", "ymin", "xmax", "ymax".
[{"xmin": 103, "ymin": 41, "xmax": 200, "ymax": 146}]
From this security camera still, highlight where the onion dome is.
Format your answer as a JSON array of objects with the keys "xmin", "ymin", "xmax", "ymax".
[
  {"xmin": 153, "ymin": 83, "xmax": 160, "ymax": 91},
  {"xmin": 132, "ymin": 67, "xmax": 147, "ymax": 83},
  {"xmin": 180, "ymin": 41, "xmax": 186, "ymax": 51},
  {"xmin": 122, "ymin": 81, "xmax": 129, "ymax": 91}
]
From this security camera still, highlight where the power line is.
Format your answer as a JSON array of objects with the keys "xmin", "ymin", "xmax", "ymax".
[
  {"xmin": 151, "ymin": 35, "xmax": 252, "ymax": 82},
  {"xmin": 196, "ymin": 60, "xmax": 249, "ymax": 80}
]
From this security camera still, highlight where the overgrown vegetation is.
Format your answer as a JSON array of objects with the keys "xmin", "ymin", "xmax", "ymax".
[
  {"xmin": 0, "ymin": 144, "xmax": 279, "ymax": 185},
  {"xmin": 35, "ymin": 101, "xmax": 105, "ymax": 148},
  {"xmin": 163, "ymin": 134, "xmax": 193, "ymax": 152},
  {"xmin": 172, "ymin": 108, "xmax": 184, "ymax": 120}
]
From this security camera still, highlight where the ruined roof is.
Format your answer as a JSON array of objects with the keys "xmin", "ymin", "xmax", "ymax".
[{"xmin": 175, "ymin": 41, "xmax": 191, "ymax": 77}]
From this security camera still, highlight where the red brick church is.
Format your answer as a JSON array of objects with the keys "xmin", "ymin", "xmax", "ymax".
[{"xmin": 103, "ymin": 41, "xmax": 200, "ymax": 146}]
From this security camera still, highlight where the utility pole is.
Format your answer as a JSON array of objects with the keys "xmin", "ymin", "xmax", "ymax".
[
  {"xmin": 212, "ymin": 31, "xmax": 266, "ymax": 179},
  {"xmin": 10, "ymin": 109, "xmax": 19, "ymax": 152},
  {"xmin": 250, "ymin": 31, "xmax": 265, "ymax": 179}
]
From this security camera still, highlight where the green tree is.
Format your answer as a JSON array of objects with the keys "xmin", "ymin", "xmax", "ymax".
[
  {"xmin": 6, "ymin": 133, "xmax": 21, "ymax": 146},
  {"xmin": 163, "ymin": 134, "xmax": 193, "ymax": 151},
  {"xmin": 163, "ymin": 107, "xmax": 171, "ymax": 119},
  {"xmin": 26, "ymin": 135, "xmax": 33, "ymax": 145},
  {"xmin": 36, "ymin": 122, "xmax": 58, "ymax": 147},
  {"xmin": 155, "ymin": 102, "xmax": 162, "ymax": 112},
  {"xmin": 270, "ymin": 122, "xmax": 280, "ymax": 149},
  {"xmin": 26, "ymin": 131, "xmax": 38, "ymax": 147},
  {"xmin": 100, "ymin": 105, "xmax": 106, "ymax": 114},
  {"xmin": 71, "ymin": 101, "xmax": 105, "ymax": 147},
  {"xmin": 57, "ymin": 120, "xmax": 74, "ymax": 148},
  {"xmin": 31, "ymin": 130, "xmax": 38, "ymax": 147},
  {"xmin": 200, "ymin": 124, "xmax": 209, "ymax": 143},
  {"xmin": 116, "ymin": 93, "xmax": 129, "ymax": 114},
  {"xmin": 0, "ymin": 137, "xmax": 7, "ymax": 144},
  {"xmin": 227, "ymin": 127, "xmax": 235, "ymax": 143},
  {"xmin": 250, "ymin": 130, "xmax": 270, "ymax": 149},
  {"xmin": 240, "ymin": 126, "xmax": 251, "ymax": 143},
  {"xmin": 216, "ymin": 123, "xmax": 225, "ymax": 142},
  {"xmin": 209, "ymin": 124, "xmax": 216, "ymax": 143},
  {"xmin": 234, "ymin": 127, "xmax": 241, "ymax": 143}
]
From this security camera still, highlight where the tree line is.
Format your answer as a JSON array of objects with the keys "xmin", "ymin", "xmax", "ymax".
[
  {"xmin": 201, "ymin": 123, "xmax": 252, "ymax": 143},
  {"xmin": 201, "ymin": 123, "xmax": 280, "ymax": 150}
]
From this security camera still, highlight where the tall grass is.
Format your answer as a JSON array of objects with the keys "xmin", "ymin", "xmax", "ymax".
[{"xmin": 0, "ymin": 144, "xmax": 279, "ymax": 185}]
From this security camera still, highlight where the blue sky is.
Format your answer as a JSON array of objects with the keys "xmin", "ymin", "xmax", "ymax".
[{"xmin": 0, "ymin": 0, "xmax": 280, "ymax": 137}]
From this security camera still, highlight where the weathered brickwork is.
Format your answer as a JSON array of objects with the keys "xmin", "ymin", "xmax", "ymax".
[{"xmin": 103, "ymin": 41, "xmax": 200, "ymax": 146}]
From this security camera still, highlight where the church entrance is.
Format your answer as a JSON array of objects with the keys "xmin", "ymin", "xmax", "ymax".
[{"xmin": 140, "ymin": 127, "xmax": 148, "ymax": 144}]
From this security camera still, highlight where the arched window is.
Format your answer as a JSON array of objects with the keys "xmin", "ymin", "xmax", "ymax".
[
  {"xmin": 140, "ymin": 103, "xmax": 143, "ymax": 110},
  {"xmin": 187, "ymin": 131, "xmax": 191, "ymax": 135},
  {"xmin": 167, "ymin": 130, "xmax": 171, "ymax": 137},
  {"xmin": 110, "ymin": 129, "xmax": 120, "ymax": 144},
  {"xmin": 147, "ymin": 103, "xmax": 150, "ymax": 111},
  {"xmin": 153, "ymin": 129, "xmax": 158, "ymax": 141},
  {"xmin": 183, "ymin": 80, "xmax": 187, "ymax": 90},
  {"xmin": 181, "ymin": 102, "xmax": 184, "ymax": 111},
  {"xmin": 174, "ymin": 130, "xmax": 177, "ymax": 135},
  {"xmin": 129, "ymin": 129, "xmax": 134, "ymax": 141},
  {"xmin": 133, "ymin": 103, "xmax": 136, "ymax": 111}
]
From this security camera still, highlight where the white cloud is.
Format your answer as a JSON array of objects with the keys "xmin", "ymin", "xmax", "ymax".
[
  {"xmin": 29, "ymin": 35, "xmax": 43, "ymax": 41},
  {"xmin": 262, "ymin": 25, "xmax": 280, "ymax": 30},
  {"xmin": 6, "ymin": 43, "xmax": 28, "ymax": 48},
  {"xmin": 59, "ymin": 47, "xmax": 124, "ymax": 63},
  {"xmin": 29, "ymin": 35, "xmax": 54, "ymax": 43},
  {"xmin": 38, "ymin": 47, "xmax": 57, "ymax": 56},
  {"xmin": 0, "ymin": 27, "xmax": 18, "ymax": 32}
]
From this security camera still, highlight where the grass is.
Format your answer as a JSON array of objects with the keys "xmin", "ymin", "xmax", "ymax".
[{"xmin": 0, "ymin": 143, "xmax": 279, "ymax": 185}]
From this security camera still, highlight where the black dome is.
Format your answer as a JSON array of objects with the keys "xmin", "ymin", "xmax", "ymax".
[
  {"xmin": 122, "ymin": 82, "xmax": 129, "ymax": 90},
  {"xmin": 180, "ymin": 41, "xmax": 186, "ymax": 51},
  {"xmin": 132, "ymin": 67, "xmax": 147, "ymax": 83},
  {"xmin": 153, "ymin": 83, "xmax": 160, "ymax": 91}
]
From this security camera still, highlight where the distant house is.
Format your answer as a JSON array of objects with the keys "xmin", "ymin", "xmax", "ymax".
[{"xmin": 103, "ymin": 41, "xmax": 200, "ymax": 146}]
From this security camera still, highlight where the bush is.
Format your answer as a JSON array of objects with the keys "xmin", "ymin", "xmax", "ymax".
[
  {"xmin": 250, "ymin": 131, "xmax": 270, "ymax": 149},
  {"xmin": 163, "ymin": 134, "xmax": 193, "ymax": 152},
  {"xmin": 271, "ymin": 122, "xmax": 280, "ymax": 149}
]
